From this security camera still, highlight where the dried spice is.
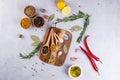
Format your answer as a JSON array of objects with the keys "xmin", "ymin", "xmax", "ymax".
[
  {"xmin": 40, "ymin": 8, "xmax": 46, "ymax": 13},
  {"xmin": 31, "ymin": 35, "xmax": 40, "ymax": 46},
  {"xmin": 20, "ymin": 18, "xmax": 32, "ymax": 29},
  {"xmin": 19, "ymin": 34, "xmax": 24, "ymax": 38},
  {"xmin": 48, "ymin": 14, "xmax": 55, "ymax": 22},
  {"xmin": 70, "ymin": 57, "xmax": 78, "ymax": 61},
  {"xmin": 33, "ymin": 16, "xmax": 45, "ymax": 28},
  {"xmin": 50, "ymin": 44, "xmax": 56, "ymax": 52},
  {"xmin": 43, "ymin": 15, "xmax": 49, "ymax": 19},
  {"xmin": 31, "ymin": 35, "xmax": 40, "ymax": 42},
  {"xmin": 24, "ymin": 5, "xmax": 36, "ymax": 18},
  {"xmin": 42, "ymin": 46, "xmax": 49, "ymax": 54},
  {"xmin": 70, "ymin": 25, "xmax": 82, "ymax": 32},
  {"xmin": 75, "ymin": 48, "xmax": 81, "ymax": 52},
  {"xmin": 63, "ymin": 45, "xmax": 68, "ymax": 54}
]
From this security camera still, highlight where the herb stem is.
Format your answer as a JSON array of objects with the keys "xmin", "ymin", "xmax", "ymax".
[
  {"xmin": 57, "ymin": 11, "xmax": 86, "ymax": 22},
  {"xmin": 19, "ymin": 43, "xmax": 41, "ymax": 59},
  {"xmin": 77, "ymin": 15, "xmax": 90, "ymax": 43}
]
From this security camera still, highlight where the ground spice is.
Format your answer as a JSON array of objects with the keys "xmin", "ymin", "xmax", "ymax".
[
  {"xmin": 20, "ymin": 18, "xmax": 31, "ymax": 29},
  {"xmin": 24, "ymin": 5, "xmax": 36, "ymax": 18},
  {"xmin": 50, "ymin": 44, "xmax": 56, "ymax": 52}
]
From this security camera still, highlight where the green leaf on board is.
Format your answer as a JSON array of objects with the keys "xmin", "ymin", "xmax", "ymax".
[{"xmin": 63, "ymin": 45, "xmax": 68, "ymax": 54}]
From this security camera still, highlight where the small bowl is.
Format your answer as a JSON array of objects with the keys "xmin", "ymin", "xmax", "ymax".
[
  {"xmin": 68, "ymin": 65, "xmax": 82, "ymax": 79},
  {"xmin": 32, "ymin": 16, "xmax": 45, "ymax": 28},
  {"xmin": 24, "ymin": 5, "xmax": 36, "ymax": 18}
]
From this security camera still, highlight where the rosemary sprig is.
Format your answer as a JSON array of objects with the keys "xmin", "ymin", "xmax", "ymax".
[
  {"xmin": 57, "ymin": 11, "xmax": 86, "ymax": 22},
  {"xmin": 56, "ymin": 11, "xmax": 90, "ymax": 43},
  {"xmin": 77, "ymin": 15, "xmax": 90, "ymax": 43},
  {"xmin": 19, "ymin": 43, "xmax": 41, "ymax": 59}
]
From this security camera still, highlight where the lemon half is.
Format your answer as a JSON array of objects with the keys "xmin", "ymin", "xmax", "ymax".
[
  {"xmin": 57, "ymin": 1, "xmax": 66, "ymax": 10},
  {"xmin": 62, "ymin": 6, "xmax": 71, "ymax": 15}
]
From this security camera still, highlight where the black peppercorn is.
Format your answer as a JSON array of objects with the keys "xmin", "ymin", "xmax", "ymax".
[{"xmin": 33, "ymin": 16, "xmax": 45, "ymax": 28}]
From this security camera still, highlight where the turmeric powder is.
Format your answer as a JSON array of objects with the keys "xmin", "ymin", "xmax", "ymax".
[{"xmin": 20, "ymin": 18, "xmax": 31, "ymax": 29}]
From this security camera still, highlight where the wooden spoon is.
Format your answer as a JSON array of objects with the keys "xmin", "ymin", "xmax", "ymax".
[
  {"xmin": 41, "ymin": 28, "xmax": 53, "ymax": 55},
  {"xmin": 54, "ymin": 33, "xmax": 64, "ymax": 43}
]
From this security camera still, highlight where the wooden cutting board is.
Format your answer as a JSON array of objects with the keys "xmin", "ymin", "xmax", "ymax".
[{"xmin": 40, "ymin": 27, "xmax": 72, "ymax": 66}]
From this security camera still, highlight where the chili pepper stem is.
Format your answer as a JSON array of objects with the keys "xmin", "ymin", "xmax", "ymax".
[
  {"xmin": 97, "ymin": 71, "xmax": 100, "ymax": 76},
  {"xmin": 99, "ymin": 60, "xmax": 103, "ymax": 64}
]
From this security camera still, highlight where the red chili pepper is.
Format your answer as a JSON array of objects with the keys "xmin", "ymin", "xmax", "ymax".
[
  {"xmin": 80, "ymin": 46, "xmax": 99, "ymax": 75},
  {"xmin": 84, "ymin": 35, "xmax": 102, "ymax": 64}
]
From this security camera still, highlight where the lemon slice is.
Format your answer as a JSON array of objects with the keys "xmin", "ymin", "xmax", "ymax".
[
  {"xmin": 57, "ymin": 1, "xmax": 66, "ymax": 9},
  {"xmin": 62, "ymin": 6, "xmax": 71, "ymax": 15}
]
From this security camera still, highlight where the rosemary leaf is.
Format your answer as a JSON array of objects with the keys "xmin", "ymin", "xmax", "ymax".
[
  {"xmin": 57, "ymin": 11, "xmax": 86, "ymax": 22},
  {"xmin": 77, "ymin": 15, "xmax": 90, "ymax": 43},
  {"xmin": 19, "ymin": 43, "xmax": 42, "ymax": 59}
]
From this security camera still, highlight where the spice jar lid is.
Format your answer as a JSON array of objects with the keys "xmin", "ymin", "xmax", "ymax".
[
  {"xmin": 24, "ymin": 5, "xmax": 36, "ymax": 18},
  {"xmin": 32, "ymin": 16, "xmax": 45, "ymax": 28}
]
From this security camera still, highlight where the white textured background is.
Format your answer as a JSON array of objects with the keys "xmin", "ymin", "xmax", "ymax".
[{"xmin": 0, "ymin": 0, "xmax": 120, "ymax": 80}]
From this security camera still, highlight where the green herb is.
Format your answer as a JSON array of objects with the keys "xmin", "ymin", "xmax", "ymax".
[
  {"xmin": 57, "ymin": 11, "xmax": 86, "ymax": 22},
  {"xmin": 31, "ymin": 35, "xmax": 41, "ymax": 46},
  {"xmin": 31, "ymin": 35, "xmax": 40, "ymax": 42},
  {"xmin": 63, "ymin": 45, "xmax": 68, "ymax": 54},
  {"xmin": 70, "ymin": 25, "xmax": 82, "ymax": 32},
  {"xmin": 48, "ymin": 14, "xmax": 55, "ymax": 22},
  {"xmin": 19, "ymin": 43, "xmax": 41, "ymax": 59},
  {"xmin": 77, "ymin": 15, "xmax": 90, "ymax": 43},
  {"xmin": 56, "ymin": 11, "xmax": 90, "ymax": 43},
  {"xmin": 32, "ymin": 41, "xmax": 40, "ymax": 46}
]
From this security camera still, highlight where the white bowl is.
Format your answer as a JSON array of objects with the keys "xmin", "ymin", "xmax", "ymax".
[{"xmin": 68, "ymin": 65, "xmax": 83, "ymax": 79}]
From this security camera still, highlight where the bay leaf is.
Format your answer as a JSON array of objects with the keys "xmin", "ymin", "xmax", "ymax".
[
  {"xmin": 70, "ymin": 25, "xmax": 82, "ymax": 32},
  {"xmin": 32, "ymin": 41, "xmax": 40, "ymax": 46},
  {"xmin": 63, "ymin": 45, "xmax": 68, "ymax": 54},
  {"xmin": 48, "ymin": 14, "xmax": 55, "ymax": 22},
  {"xmin": 31, "ymin": 35, "xmax": 40, "ymax": 42}
]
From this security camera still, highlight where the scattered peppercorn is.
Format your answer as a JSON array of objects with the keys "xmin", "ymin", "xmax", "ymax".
[
  {"xmin": 41, "ymin": 69, "xmax": 43, "ymax": 71},
  {"xmin": 24, "ymin": 66, "xmax": 27, "ymax": 68},
  {"xmin": 42, "ymin": 62, "xmax": 45, "ymax": 65}
]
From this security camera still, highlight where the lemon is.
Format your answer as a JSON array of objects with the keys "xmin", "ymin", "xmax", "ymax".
[
  {"xmin": 57, "ymin": 1, "xmax": 66, "ymax": 9},
  {"xmin": 62, "ymin": 6, "xmax": 71, "ymax": 15}
]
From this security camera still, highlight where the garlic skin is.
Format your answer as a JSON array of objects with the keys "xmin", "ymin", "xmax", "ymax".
[
  {"xmin": 58, "ymin": 51, "xmax": 63, "ymax": 57},
  {"xmin": 59, "ymin": 38, "xmax": 64, "ymax": 43}
]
